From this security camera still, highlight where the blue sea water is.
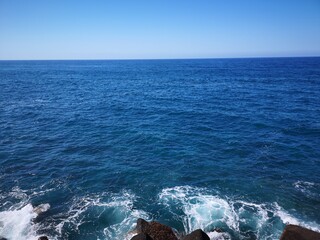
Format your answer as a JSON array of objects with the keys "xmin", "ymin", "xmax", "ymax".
[{"xmin": 0, "ymin": 58, "xmax": 319, "ymax": 240}]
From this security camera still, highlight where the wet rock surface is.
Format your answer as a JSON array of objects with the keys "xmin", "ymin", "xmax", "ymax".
[
  {"xmin": 131, "ymin": 233, "xmax": 153, "ymax": 240},
  {"xmin": 38, "ymin": 236, "xmax": 49, "ymax": 240},
  {"xmin": 134, "ymin": 218, "xmax": 178, "ymax": 240},
  {"xmin": 131, "ymin": 219, "xmax": 320, "ymax": 240},
  {"xmin": 183, "ymin": 229, "xmax": 210, "ymax": 240},
  {"xmin": 280, "ymin": 224, "xmax": 320, "ymax": 240}
]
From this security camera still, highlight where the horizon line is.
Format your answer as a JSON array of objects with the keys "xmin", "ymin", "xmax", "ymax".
[{"xmin": 0, "ymin": 55, "xmax": 320, "ymax": 61}]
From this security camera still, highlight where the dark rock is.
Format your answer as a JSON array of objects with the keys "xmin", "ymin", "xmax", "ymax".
[
  {"xmin": 0, "ymin": 237, "xmax": 8, "ymax": 240},
  {"xmin": 34, "ymin": 204, "xmax": 50, "ymax": 215},
  {"xmin": 183, "ymin": 229, "xmax": 210, "ymax": 240},
  {"xmin": 131, "ymin": 233, "xmax": 153, "ymax": 240},
  {"xmin": 136, "ymin": 218, "xmax": 178, "ymax": 240},
  {"xmin": 38, "ymin": 236, "xmax": 49, "ymax": 240},
  {"xmin": 33, "ymin": 204, "xmax": 50, "ymax": 224},
  {"xmin": 280, "ymin": 224, "xmax": 320, "ymax": 240},
  {"xmin": 213, "ymin": 227, "xmax": 223, "ymax": 233},
  {"xmin": 137, "ymin": 218, "xmax": 150, "ymax": 233}
]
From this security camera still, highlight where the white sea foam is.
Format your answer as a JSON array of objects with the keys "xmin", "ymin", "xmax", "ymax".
[
  {"xmin": 0, "ymin": 203, "xmax": 50, "ymax": 240},
  {"xmin": 207, "ymin": 231, "xmax": 231, "ymax": 240},
  {"xmin": 159, "ymin": 186, "xmax": 320, "ymax": 239},
  {"xmin": 293, "ymin": 181, "xmax": 315, "ymax": 193},
  {"xmin": 274, "ymin": 203, "xmax": 320, "ymax": 233},
  {"xmin": 1, "ymin": 185, "xmax": 319, "ymax": 240},
  {"xmin": 159, "ymin": 186, "xmax": 236, "ymax": 237},
  {"xmin": 0, "ymin": 185, "xmax": 58, "ymax": 240},
  {"xmin": 293, "ymin": 181, "xmax": 319, "ymax": 199},
  {"xmin": 1, "ymin": 185, "xmax": 149, "ymax": 240},
  {"xmin": 55, "ymin": 191, "xmax": 149, "ymax": 240},
  {"xmin": 103, "ymin": 194, "xmax": 150, "ymax": 240},
  {"xmin": 0, "ymin": 185, "xmax": 52, "ymax": 240}
]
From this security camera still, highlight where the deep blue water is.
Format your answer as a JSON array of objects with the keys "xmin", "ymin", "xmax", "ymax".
[{"xmin": 0, "ymin": 58, "xmax": 319, "ymax": 240}]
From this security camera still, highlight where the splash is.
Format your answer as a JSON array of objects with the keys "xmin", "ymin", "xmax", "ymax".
[
  {"xmin": 0, "ymin": 203, "xmax": 50, "ymax": 240},
  {"xmin": 159, "ymin": 186, "xmax": 320, "ymax": 240},
  {"xmin": 159, "ymin": 186, "xmax": 237, "ymax": 234},
  {"xmin": 0, "ymin": 186, "xmax": 149, "ymax": 240},
  {"xmin": 1, "ymin": 185, "xmax": 319, "ymax": 240}
]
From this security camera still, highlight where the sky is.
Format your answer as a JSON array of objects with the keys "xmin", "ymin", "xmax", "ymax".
[{"xmin": 0, "ymin": 0, "xmax": 320, "ymax": 60}]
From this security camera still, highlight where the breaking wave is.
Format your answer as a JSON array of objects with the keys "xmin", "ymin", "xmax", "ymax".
[
  {"xmin": 0, "ymin": 186, "xmax": 51, "ymax": 240},
  {"xmin": 54, "ymin": 191, "xmax": 149, "ymax": 240},
  {"xmin": 158, "ymin": 186, "xmax": 320, "ymax": 239},
  {"xmin": 0, "ymin": 186, "xmax": 149, "ymax": 240},
  {"xmin": 0, "ymin": 203, "xmax": 50, "ymax": 240},
  {"xmin": 1, "ymin": 185, "xmax": 319, "ymax": 240}
]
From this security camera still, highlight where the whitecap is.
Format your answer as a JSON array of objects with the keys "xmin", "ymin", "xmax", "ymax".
[
  {"xmin": 158, "ymin": 186, "xmax": 320, "ymax": 240},
  {"xmin": 293, "ymin": 181, "xmax": 319, "ymax": 199},
  {"xmin": 0, "ymin": 203, "xmax": 50, "ymax": 240},
  {"xmin": 159, "ymin": 186, "xmax": 236, "ymax": 237}
]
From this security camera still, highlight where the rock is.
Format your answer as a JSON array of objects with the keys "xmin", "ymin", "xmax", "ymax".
[
  {"xmin": 131, "ymin": 233, "xmax": 153, "ymax": 240},
  {"xmin": 34, "ymin": 204, "xmax": 50, "ymax": 215},
  {"xmin": 136, "ymin": 218, "xmax": 178, "ymax": 240},
  {"xmin": 280, "ymin": 224, "xmax": 320, "ymax": 240},
  {"xmin": 137, "ymin": 218, "xmax": 150, "ymax": 233},
  {"xmin": 33, "ymin": 204, "xmax": 51, "ymax": 223},
  {"xmin": 183, "ymin": 229, "xmax": 210, "ymax": 240},
  {"xmin": 38, "ymin": 236, "xmax": 49, "ymax": 240},
  {"xmin": 212, "ymin": 227, "xmax": 223, "ymax": 233},
  {"xmin": 0, "ymin": 237, "xmax": 8, "ymax": 240}
]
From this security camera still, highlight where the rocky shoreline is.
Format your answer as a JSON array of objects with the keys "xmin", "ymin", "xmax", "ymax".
[
  {"xmin": 128, "ymin": 218, "xmax": 320, "ymax": 240},
  {"xmin": 2, "ymin": 218, "xmax": 320, "ymax": 240}
]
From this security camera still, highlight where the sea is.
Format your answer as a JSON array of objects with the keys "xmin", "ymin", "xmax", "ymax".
[{"xmin": 0, "ymin": 58, "xmax": 319, "ymax": 240}]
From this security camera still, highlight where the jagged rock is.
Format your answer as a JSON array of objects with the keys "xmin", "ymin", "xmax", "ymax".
[
  {"xmin": 183, "ymin": 229, "xmax": 210, "ymax": 240},
  {"xmin": 131, "ymin": 233, "xmax": 153, "ymax": 240},
  {"xmin": 0, "ymin": 237, "xmax": 8, "ymax": 240},
  {"xmin": 280, "ymin": 224, "xmax": 320, "ymax": 240},
  {"xmin": 38, "ymin": 236, "xmax": 49, "ymax": 240},
  {"xmin": 136, "ymin": 218, "xmax": 178, "ymax": 240}
]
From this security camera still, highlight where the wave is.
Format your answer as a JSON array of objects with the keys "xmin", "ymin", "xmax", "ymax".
[
  {"xmin": 1, "ymin": 185, "xmax": 319, "ymax": 240},
  {"xmin": 158, "ymin": 186, "xmax": 320, "ymax": 239},
  {"xmin": 54, "ymin": 191, "xmax": 149, "ymax": 240},
  {"xmin": 0, "ymin": 203, "xmax": 50, "ymax": 240},
  {"xmin": 0, "ymin": 187, "xmax": 149, "ymax": 240},
  {"xmin": 0, "ymin": 186, "xmax": 52, "ymax": 240}
]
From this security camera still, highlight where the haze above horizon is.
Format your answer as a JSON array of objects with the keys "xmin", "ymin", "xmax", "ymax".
[{"xmin": 0, "ymin": 0, "xmax": 320, "ymax": 60}]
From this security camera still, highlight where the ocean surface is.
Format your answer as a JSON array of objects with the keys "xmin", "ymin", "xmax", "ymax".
[{"xmin": 0, "ymin": 58, "xmax": 319, "ymax": 240}]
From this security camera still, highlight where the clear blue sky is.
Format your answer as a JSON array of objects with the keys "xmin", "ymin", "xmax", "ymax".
[{"xmin": 0, "ymin": 0, "xmax": 319, "ymax": 60}]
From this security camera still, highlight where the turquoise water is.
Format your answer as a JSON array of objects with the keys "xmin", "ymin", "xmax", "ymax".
[{"xmin": 0, "ymin": 58, "xmax": 319, "ymax": 239}]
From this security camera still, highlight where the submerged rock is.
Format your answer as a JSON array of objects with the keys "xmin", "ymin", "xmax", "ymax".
[
  {"xmin": 280, "ymin": 224, "xmax": 320, "ymax": 240},
  {"xmin": 212, "ymin": 227, "xmax": 223, "ymax": 233},
  {"xmin": 131, "ymin": 233, "xmax": 153, "ymax": 240},
  {"xmin": 135, "ymin": 218, "xmax": 178, "ymax": 240},
  {"xmin": 38, "ymin": 236, "xmax": 49, "ymax": 240},
  {"xmin": 183, "ymin": 229, "xmax": 210, "ymax": 240},
  {"xmin": 33, "ymin": 203, "xmax": 51, "ymax": 223},
  {"xmin": 34, "ymin": 204, "xmax": 50, "ymax": 215}
]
